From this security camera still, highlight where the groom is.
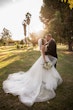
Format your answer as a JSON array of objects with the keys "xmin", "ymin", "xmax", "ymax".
[{"xmin": 45, "ymin": 34, "xmax": 58, "ymax": 68}]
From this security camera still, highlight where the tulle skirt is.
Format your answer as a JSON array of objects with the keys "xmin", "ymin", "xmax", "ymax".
[{"xmin": 3, "ymin": 55, "xmax": 63, "ymax": 106}]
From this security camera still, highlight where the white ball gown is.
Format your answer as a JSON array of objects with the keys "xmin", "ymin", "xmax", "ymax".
[{"xmin": 3, "ymin": 47, "xmax": 63, "ymax": 106}]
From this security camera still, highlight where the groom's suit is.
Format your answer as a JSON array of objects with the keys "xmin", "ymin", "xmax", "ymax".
[{"xmin": 45, "ymin": 38, "xmax": 58, "ymax": 67}]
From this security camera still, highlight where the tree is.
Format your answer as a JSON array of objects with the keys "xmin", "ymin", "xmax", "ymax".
[
  {"xmin": 26, "ymin": 12, "xmax": 31, "ymax": 25},
  {"xmin": 20, "ymin": 40, "xmax": 24, "ymax": 45},
  {"xmin": 61, "ymin": 0, "xmax": 73, "ymax": 9},
  {"xmin": 40, "ymin": 0, "xmax": 73, "ymax": 51},
  {"xmin": 0, "ymin": 28, "xmax": 12, "ymax": 45},
  {"xmin": 25, "ymin": 12, "xmax": 31, "ymax": 39},
  {"xmin": 22, "ymin": 20, "xmax": 27, "ymax": 43},
  {"xmin": 29, "ymin": 33, "xmax": 38, "ymax": 46},
  {"xmin": 22, "ymin": 12, "xmax": 31, "ymax": 44},
  {"xmin": 59, "ymin": 1, "xmax": 73, "ymax": 50}
]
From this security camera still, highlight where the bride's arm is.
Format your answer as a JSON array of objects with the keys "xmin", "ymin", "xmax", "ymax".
[{"xmin": 41, "ymin": 45, "xmax": 46, "ymax": 63}]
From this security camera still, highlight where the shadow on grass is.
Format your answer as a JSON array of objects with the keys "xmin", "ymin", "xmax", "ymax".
[
  {"xmin": 0, "ymin": 49, "xmax": 40, "ymax": 81},
  {"xmin": 0, "ymin": 46, "xmax": 73, "ymax": 110},
  {"xmin": 1, "ymin": 54, "xmax": 18, "ymax": 62}
]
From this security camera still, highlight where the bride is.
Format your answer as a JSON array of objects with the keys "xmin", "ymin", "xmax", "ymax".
[{"xmin": 3, "ymin": 38, "xmax": 63, "ymax": 106}]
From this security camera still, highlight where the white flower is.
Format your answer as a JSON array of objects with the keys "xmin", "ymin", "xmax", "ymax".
[{"xmin": 43, "ymin": 62, "xmax": 52, "ymax": 70}]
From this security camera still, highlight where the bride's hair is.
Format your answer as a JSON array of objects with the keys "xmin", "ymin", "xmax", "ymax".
[
  {"xmin": 42, "ymin": 38, "xmax": 45, "ymax": 45},
  {"xmin": 38, "ymin": 38, "xmax": 44, "ymax": 50}
]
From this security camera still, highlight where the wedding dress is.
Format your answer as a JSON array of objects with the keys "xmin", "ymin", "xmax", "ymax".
[{"xmin": 3, "ymin": 39, "xmax": 63, "ymax": 106}]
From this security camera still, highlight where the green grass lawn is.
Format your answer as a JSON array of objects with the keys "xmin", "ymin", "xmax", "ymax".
[{"xmin": 0, "ymin": 45, "xmax": 73, "ymax": 110}]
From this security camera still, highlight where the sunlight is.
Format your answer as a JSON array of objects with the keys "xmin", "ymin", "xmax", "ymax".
[
  {"xmin": 0, "ymin": 0, "xmax": 43, "ymax": 40},
  {"xmin": 12, "ymin": 0, "xmax": 15, "ymax": 2}
]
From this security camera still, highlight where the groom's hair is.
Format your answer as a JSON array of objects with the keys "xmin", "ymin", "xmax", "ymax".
[{"xmin": 47, "ymin": 33, "xmax": 52, "ymax": 38}]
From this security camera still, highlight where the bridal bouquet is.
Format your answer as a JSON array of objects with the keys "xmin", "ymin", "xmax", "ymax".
[{"xmin": 43, "ymin": 62, "xmax": 52, "ymax": 70}]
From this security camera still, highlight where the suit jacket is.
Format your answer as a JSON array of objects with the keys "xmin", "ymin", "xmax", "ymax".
[{"xmin": 45, "ymin": 39, "xmax": 58, "ymax": 58}]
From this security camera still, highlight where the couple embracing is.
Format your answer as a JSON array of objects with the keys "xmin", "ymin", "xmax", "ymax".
[{"xmin": 3, "ymin": 34, "xmax": 63, "ymax": 106}]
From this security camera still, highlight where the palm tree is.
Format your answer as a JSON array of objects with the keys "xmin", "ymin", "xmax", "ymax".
[
  {"xmin": 26, "ymin": 12, "xmax": 31, "ymax": 24},
  {"xmin": 26, "ymin": 12, "xmax": 31, "ymax": 38},
  {"xmin": 22, "ymin": 20, "xmax": 27, "ymax": 43},
  {"xmin": 22, "ymin": 12, "xmax": 31, "ymax": 44}
]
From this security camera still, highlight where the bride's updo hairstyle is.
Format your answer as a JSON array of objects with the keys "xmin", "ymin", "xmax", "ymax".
[
  {"xmin": 42, "ymin": 38, "xmax": 45, "ymax": 45},
  {"xmin": 38, "ymin": 38, "xmax": 45, "ymax": 50}
]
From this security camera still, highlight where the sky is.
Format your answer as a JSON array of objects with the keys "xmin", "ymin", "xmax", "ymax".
[{"xmin": 0, "ymin": 0, "xmax": 44, "ymax": 40}]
